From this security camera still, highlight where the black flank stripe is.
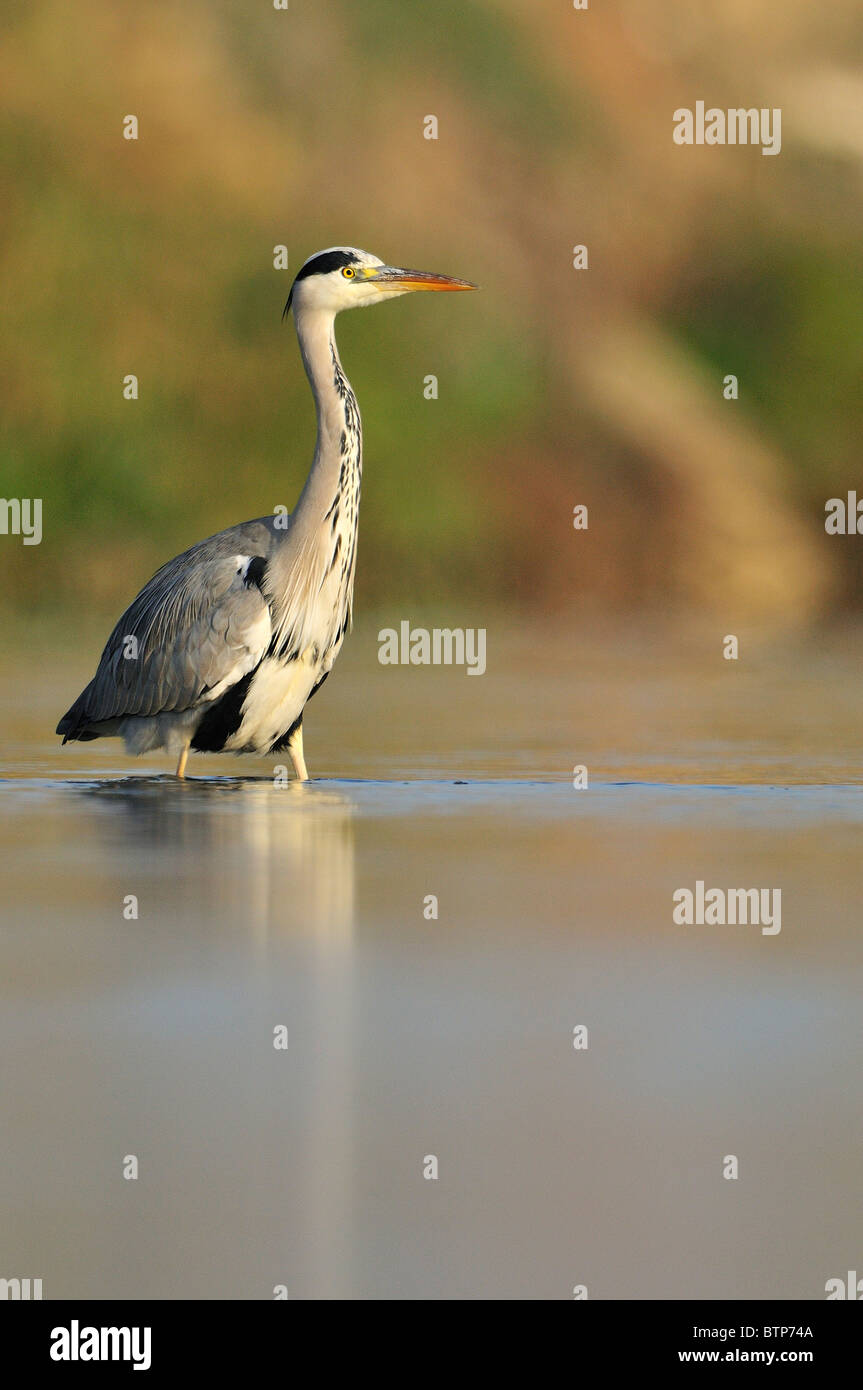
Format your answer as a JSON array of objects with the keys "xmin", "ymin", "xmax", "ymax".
[
  {"xmin": 192, "ymin": 670, "xmax": 256, "ymax": 752},
  {"xmin": 269, "ymin": 711, "xmax": 303, "ymax": 755},
  {"xmin": 243, "ymin": 556, "xmax": 267, "ymax": 591}
]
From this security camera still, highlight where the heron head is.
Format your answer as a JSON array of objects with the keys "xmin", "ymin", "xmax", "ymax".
[{"xmin": 284, "ymin": 247, "xmax": 476, "ymax": 318}]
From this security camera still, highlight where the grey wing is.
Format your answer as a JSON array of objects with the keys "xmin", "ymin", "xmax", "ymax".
[{"xmin": 58, "ymin": 518, "xmax": 281, "ymax": 737}]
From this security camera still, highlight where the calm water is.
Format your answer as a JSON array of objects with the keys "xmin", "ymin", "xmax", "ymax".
[{"xmin": 1, "ymin": 621, "xmax": 861, "ymax": 1299}]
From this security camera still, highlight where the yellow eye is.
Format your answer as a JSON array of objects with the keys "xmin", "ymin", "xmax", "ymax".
[{"xmin": 342, "ymin": 266, "xmax": 355, "ymax": 278}]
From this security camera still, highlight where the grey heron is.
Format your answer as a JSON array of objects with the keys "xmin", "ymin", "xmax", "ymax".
[{"xmin": 57, "ymin": 247, "xmax": 476, "ymax": 778}]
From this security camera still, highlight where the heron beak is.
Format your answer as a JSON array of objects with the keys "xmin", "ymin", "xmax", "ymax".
[{"xmin": 366, "ymin": 266, "xmax": 477, "ymax": 293}]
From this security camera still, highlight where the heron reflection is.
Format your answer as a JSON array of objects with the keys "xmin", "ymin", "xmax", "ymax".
[{"xmin": 71, "ymin": 773, "xmax": 358, "ymax": 1296}]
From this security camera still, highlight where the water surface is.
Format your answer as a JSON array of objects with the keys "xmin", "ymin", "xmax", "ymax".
[{"xmin": 1, "ymin": 623, "xmax": 861, "ymax": 1298}]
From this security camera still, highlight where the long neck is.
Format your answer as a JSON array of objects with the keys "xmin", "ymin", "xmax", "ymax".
[{"xmin": 291, "ymin": 306, "xmax": 362, "ymax": 529}]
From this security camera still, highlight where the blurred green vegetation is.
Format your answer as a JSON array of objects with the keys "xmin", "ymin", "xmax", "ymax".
[{"xmin": 2, "ymin": 0, "xmax": 863, "ymax": 628}]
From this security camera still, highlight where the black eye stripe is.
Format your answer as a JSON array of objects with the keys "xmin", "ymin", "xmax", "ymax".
[
  {"xmin": 295, "ymin": 250, "xmax": 358, "ymax": 282},
  {"xmin": 284, "ymin": 250, "xmax": 362, "ymax": 318}
]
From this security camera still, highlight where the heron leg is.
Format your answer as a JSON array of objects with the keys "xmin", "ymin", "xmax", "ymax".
[
  {"xmin": 287, "ymin": 723, "xmax": 309, "ymax": 781},
  {"xmin": 175, "ymin": 745, "xmax": 190, "ymax": 779}
]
